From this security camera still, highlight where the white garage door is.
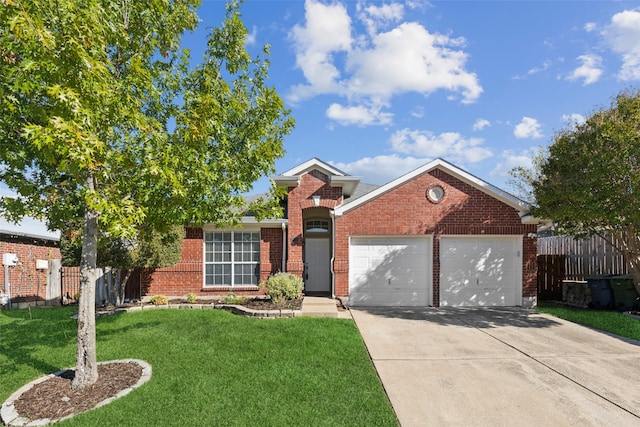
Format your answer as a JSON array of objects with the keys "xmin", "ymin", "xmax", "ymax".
[
  {"xmin": 349, "ymin": 236, "xmax": 432, "ymax": 306},
  {"xmin": 440, "ymin": 236, "xmax": 522, "ymax": 307}
]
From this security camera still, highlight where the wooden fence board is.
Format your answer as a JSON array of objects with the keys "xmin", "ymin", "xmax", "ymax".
[{"xmin": 538, "ymin": 235, "xmax": 628, "ymax": 281}]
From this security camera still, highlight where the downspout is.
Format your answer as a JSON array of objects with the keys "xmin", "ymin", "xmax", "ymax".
[
  {"xmin": 281, "ymin": 222, "xmax": 287, "ymax": 273},
  {"xmin": 329, "ymin": 211, "xmax": 335, "ymax": 299}
]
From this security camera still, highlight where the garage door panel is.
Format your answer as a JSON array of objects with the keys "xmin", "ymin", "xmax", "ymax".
[
  {"xmin": 440, "ymin": 236, "xmax": 521, "ymax": 307},
  {"xmin": 349, "ymin": 236, "xmax": 432, "ymax": 307}
]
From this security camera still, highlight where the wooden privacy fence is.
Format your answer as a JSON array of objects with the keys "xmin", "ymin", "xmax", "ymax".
[
  {"xmin": 537, "ymin": 255, "xmax": 565, "ymax": 301},
  {"xmin": 538, "ymin": 234, "xmax": 628, "ymax": 280},
  {"xmin": 537, "ymin": 234, "xmax": 630, "ymax": 301},
  {"xmin": 60, "ymin": 265, "xmax": 121, "ymax": 305}
]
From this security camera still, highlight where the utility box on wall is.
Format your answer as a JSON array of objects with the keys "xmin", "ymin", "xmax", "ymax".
[{"xmin": 2, "ymin": 253, "xmax": 18, "ymax": 266}]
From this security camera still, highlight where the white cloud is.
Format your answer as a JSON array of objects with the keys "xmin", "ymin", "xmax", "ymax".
[
  {"xmin": 288, "ymin": 0, "xmax": 483, "ymax": 118},
  {"xmin": 472, "ymin": 118, "xmax": 491, "ymax": 131},
  {"xmin": 246, "ymin": 25, "xmax": 258, "ymax": 45},
  {"xmin": 288, "ymin": 0, "xmax": 352, "ymax": 102},
  {"xmin": 347, "ymin": 22, "xmax": 482, "ymax": 103},
  {"xmin": 514, "ymin": 117, "xmax": 543, "ymax": 139},
  {"xmin": 584, "ymin": 22, "xmax": 597, "ymax": 32},
  {"xmin": 490, "ymin": 149, "xmax": 538, "ymax": 178},
  {"xmin": 326, "ymin": 103, "xmax": 393, "ymax": 126},
  {"xmin": 331, "ymin": 155, "xmax": 429, "ymax": 185},
  {"xmin": 390, "ymin": 128, "xmax": 492, "ymax": 163},
  {"xmin": 411, "ymin": 106, "xmax": 425, "ymax": 118},
  {"xmin": 356, "ymin": 1, "xmax": 405, "ymax": 36},
  {"xmin": 512, "ymin": 60, "xmax": 551, "ymax": 80},
  {"xmin": 602, "ymin": 10, "xmax": 640, "ymax": 81},
  {"xmin": 561, "ymin": 113, "xmax": 586, "ymax": 128},
  {"xmin": 567, "ymin": 54, "xmax": 603, "ymax": 85}
]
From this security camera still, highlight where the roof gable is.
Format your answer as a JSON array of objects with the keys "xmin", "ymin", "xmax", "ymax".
[
  {"xmin": 278, "ymin": 158, "xmax": 348, "ymax": 177},
  {"xmin": 334, "ymin": 158, "xmax": 530, "ymax": 217},
  {"xmin": 273, "ymin": 158, "xmax": 362, "ymax": 197}
]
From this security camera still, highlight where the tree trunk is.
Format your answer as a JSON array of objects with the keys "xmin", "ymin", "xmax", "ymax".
[
  {"xmin": 71, "ymin": 187, "xmax": 100, "ymax": 389},
  {"xmin": 118, "ymin": 269, "xmax": 133, "ymax": 306}
]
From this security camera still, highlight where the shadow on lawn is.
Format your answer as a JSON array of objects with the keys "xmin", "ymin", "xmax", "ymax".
[{"xmin": 0, "ymin": 307, "xmax": 160, "ymax": 382}]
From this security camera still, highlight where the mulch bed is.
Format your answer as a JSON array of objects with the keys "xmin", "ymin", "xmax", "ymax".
[
  {"xmin": 6, "ymin": 297, "xmax": 310, "ymax": 424},
  {"xmin": 11, "ymin": 362, "xmax": 142, "ymax": 424}
]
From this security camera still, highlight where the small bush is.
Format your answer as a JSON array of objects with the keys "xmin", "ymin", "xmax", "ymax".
[
  {"xmin": 260, "ymin": 273, "xmax": 303, "ymax": 304},
  {"xmin": 150, "ymin": 294, "xmax": 168, "ymax": 305},
  {"xmin": 186, "ymin": 292, "xmax": 197, "ymax": 303},
  {"xmin": 224, "ymin": 292, "xmax": 245, "ymax": 304}
]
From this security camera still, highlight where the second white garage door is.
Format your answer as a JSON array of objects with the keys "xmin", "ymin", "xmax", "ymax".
[
  {"xmin": 440, "ymin": 236, "xmax": 522, "ymax": 307},
  {"xmin": 349, "ymin": 236, "xmax": 432, "ymax": 306}
]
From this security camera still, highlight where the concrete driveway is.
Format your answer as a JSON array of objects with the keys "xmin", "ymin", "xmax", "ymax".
[{"xmin": 351, "ymin": 307, "xmax": 640, "ymax": 427}]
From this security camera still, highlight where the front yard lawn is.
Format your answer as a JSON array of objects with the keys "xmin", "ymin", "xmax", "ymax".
[
  {"xmin": 536, "ymin": 303, "xmax": 640, "ymax": 341},
  {"xmin": 0, "ymin": 307, "xmax": 398, "ymax": 426}
]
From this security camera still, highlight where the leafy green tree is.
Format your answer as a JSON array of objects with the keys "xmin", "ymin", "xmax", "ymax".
[
  {"xmin": 61, "ymin": 225, "xmax": 185, "ymax": 305},
  {"xmin": 507, "ymin": 147, "xmax": 546, "ymax": 205},
  {"xmin": 530, "ymin": 88, "xmax": 640, "ymax": 294},
  {"xmin": 0, "ymin": 0, "xmax": 293, "ymax": 389}
]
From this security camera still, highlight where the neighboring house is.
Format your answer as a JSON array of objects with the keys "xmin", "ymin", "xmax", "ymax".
[
  {"xmin": 0, "ymin": 215, "xmax": 61, "ymax": 307},
  {"xmin": 140, "ymin": 158, "xmax": 539, "ymax": 307}
]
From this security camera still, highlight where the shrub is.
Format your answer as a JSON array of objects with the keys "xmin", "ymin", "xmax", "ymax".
[
  {"xmin": 224, "ymin": 292, "xmax": 245, "ymax": 304},
  {"xmin": 186, "ymin": 292, "xmax": 197, "ymax": 303},
  {"xmin": 260, "ymin": 273, "xmax": 303, "ymax": 304},
  {"xmin": 149, "ymin": 294, "xmax": 168, "ymax": 305}
]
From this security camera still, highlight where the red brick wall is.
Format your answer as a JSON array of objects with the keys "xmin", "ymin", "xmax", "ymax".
[
  {"xmin": 139, "ymin": 167, "xmax": 537, "ymax": 305},
  {"xmin": 0, "ymin": 236, "xmax": 60, "ymax": 304},
  {"xmin": 142, "ymin": 226, "xmax": 283, "ymax": 298},
  {"xmin": 142, "ymin": 227, "xmax": 203, "ymax": 297},
  {"xmin": 261, "ymin": 227, "xmax": 283, "ymax": 281},
  {"xmin": 286, "ymin": 170, "xmax": 343, "ymax": 276},
  {"xmin": 334, "ymin": 169, "xmax": 537, "ymax": 305}
]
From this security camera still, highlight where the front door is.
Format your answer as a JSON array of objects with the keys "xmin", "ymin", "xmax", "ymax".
[{"xmin": 305, "ymin": 238, "xmax": 331, "ymax": 294}]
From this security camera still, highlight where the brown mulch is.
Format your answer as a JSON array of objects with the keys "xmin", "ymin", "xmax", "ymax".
[
  {"xmin": 12, "ymin": 362, "xmax": 142, "ymax": 424},
  {"xmin": 10, "ymin": 297, "xmax": 320, "ymax": 423},
  {"xmin": 164, "ymin": 297, "xmax": 304, "ymax": 310}
]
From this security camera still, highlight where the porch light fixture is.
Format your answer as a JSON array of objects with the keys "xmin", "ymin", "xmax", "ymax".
[{"xmin": 312, "ymin": 195, "xmax": 321, "ymax": 206}]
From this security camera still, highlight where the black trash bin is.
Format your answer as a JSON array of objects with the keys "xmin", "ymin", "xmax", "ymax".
[
  {"xmin": 586, "ymin": 276, "xmax": 614, "ymax": 309},
  {"xmin": 609, "ymin": 275, "xmax": 639, "ymax": 311}
]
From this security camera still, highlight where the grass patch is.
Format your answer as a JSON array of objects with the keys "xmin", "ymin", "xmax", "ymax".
[
  {"xmin": 536, "ymin": 303, "xmax": 640, "ymax": 341},
  {"xmin": 1, "ymin": 307, "xmax": 398, "ymax": 426}
]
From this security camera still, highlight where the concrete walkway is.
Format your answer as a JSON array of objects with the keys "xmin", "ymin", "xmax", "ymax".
[
  {"xmin": 300, "ymin": 296, "xmax": 351, "ymax": 318},
  {"xmin": 351, "ymin": 307, "xmax": 640, "ymax": 427}
]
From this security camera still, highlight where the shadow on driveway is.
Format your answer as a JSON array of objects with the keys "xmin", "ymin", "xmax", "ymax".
[{"xmin": 353, "ymin": 306, "xmax": 562, "ymax": 329}]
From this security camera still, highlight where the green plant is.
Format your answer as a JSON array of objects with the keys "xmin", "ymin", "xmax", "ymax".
[
  {"xmin": 260, "ymin": 273, "xmax": 303, "ymax": 304},
  {"xmin": 224, "ymin": 292, "xmax": 245, "ymax": 304},
  {"xmin": 149, "ymin": 295, "xmax": 168, "ymax": 305},
  {"xmin": 0, "ymin": 307, "xmax": 397, "ymax": 426},
  {"xmin": 186, "ymin": 293, "xmax": 197, "ymax": 304}
]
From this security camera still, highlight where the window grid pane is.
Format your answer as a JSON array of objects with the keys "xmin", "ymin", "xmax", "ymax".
[{"xmin": 205, "ymin": 231, "xmax": 260, "ymax": 287}]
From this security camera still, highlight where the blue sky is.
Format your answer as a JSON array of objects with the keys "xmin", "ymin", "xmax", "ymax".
[
  {"xmin": 188, "ymin": 0, "xmax": 640, "ymax": 197},
  {"xmin": 3, "ymin": 0, "xmax": 639, "ymax": 201}
]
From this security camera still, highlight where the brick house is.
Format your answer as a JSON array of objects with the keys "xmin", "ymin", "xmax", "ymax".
[
  {"xmin": 140, "ymin": 158, "xmax": 538, "ymax": 307},
  {"xmin": 0, "ymin": 216, "xmax": 61, "ymax": 307}
]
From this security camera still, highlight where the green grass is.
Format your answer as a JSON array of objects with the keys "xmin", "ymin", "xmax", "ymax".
[
  {"xmin": 0, "ymin": 307, "xmax": 398, "ymax": 426},
  {"xmin": 536, "ymin": 303, "xmax": 640, "ymax": 341}
]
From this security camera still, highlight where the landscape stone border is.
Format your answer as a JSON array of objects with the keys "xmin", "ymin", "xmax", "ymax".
[
  {"xmin": 99, "ymin": 302, "xmax": 303, "ymax": 318},
  {"xmin": 1, "ymin": 359, "xmax": 152, "ymax": 427}
]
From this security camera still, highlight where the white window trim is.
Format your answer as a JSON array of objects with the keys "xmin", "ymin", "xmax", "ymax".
[{"xmin": 203, "ymin": 230, "xmax": 261, "ymax": 288}]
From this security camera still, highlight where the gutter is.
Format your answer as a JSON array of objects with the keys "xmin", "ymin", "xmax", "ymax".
[
  {"xmin": 281, "ymin": 222, "xmax": 287, "ymax": 272},
  {"xmin": 330, "ymin": 210, "xmax": 335, "ymax": 299}
]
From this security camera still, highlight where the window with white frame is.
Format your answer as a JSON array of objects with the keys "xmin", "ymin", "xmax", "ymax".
[{"xmin": 204, "ymin": 231, "xmax": 260, "ymax": 287}]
